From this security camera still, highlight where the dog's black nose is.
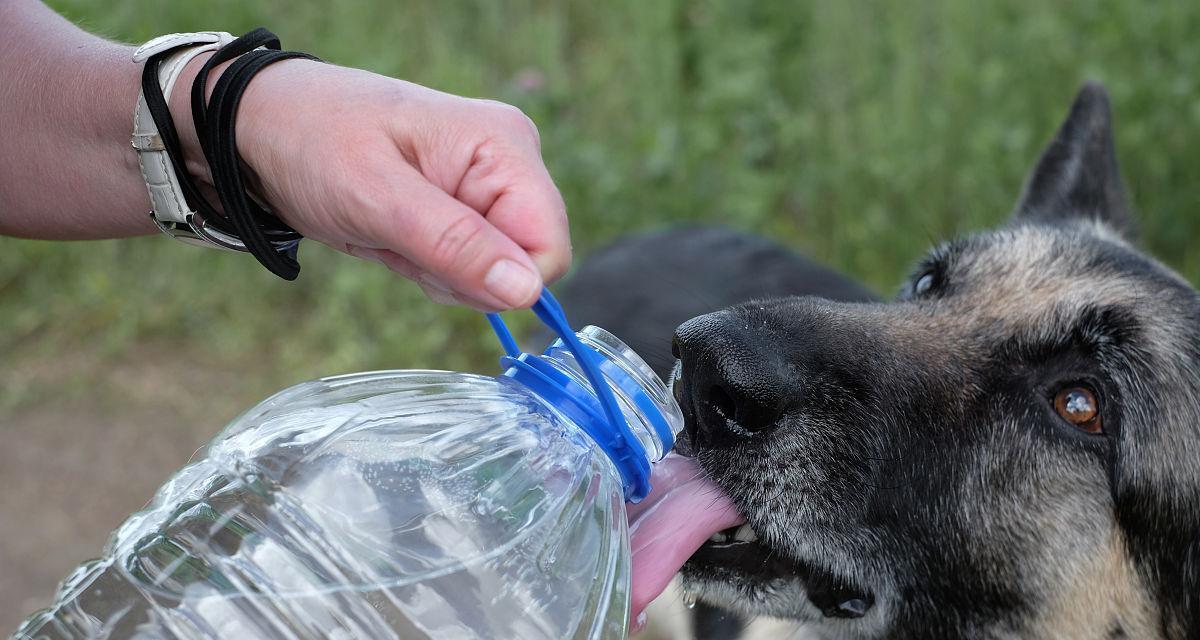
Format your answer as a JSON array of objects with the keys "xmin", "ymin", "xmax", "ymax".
[{"xmin": 673, "ymin": 311, "xmax": 793, "ymax": 447}]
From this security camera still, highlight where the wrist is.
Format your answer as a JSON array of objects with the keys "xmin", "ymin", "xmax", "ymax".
[
  {"xmin": 166, "ymin": 52, "xmax": 313, "ymax": 207},
  {"xmin": 131, "ymin": 29, "xmax": 308, "ymax": 277}
]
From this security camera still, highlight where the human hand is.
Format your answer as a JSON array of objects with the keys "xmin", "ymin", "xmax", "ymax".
[{"xmin": 173, "ymin": 58, "xmax": 570, "ymax": 311}]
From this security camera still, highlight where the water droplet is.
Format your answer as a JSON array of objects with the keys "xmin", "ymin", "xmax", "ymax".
[{"xmin": 682, "ymin": 590, "xmax": 698, "ymax": 609}]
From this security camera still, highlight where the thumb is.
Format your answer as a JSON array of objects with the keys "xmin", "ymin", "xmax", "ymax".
[{"xmin": 375, "ymin": 173, "xmax": 544, "ymax": 310}]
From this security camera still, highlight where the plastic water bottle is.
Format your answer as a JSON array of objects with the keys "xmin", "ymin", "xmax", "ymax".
[{"xmin": 15, "ymin": 292, "xmax": 684, "ymax": 639}]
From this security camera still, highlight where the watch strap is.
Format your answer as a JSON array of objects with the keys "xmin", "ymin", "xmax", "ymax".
[{"xmin": 132, "ymin": 32, "xmax": 236, "ymax": 242}]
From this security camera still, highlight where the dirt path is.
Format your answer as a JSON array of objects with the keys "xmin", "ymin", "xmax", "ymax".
[
  {"xmin": 1, "ymin": 404, "xmax": 214, "ymax": 625},
  {"xmin": 0, "ymin": 349, "xmax": 263, "ymax": 630}
]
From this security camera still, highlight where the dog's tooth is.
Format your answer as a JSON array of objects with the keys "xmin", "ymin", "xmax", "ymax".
[
  {"xmin": 734, "ymin": 525, "xmax": 758, "ymax": 542},
  {"xmin": 708, "ymin": 532, "xmax": 728, "ymax": 543}
]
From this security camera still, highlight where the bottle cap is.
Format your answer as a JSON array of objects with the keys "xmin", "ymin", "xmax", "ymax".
[{"xmin": 487, "ymin": 289, "xmax": 669, "ymax": 502}]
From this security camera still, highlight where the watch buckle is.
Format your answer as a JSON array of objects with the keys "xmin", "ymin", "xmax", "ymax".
[{"xmin": 149, "ymin": 210, "xmax": 245, "ymax": 252}]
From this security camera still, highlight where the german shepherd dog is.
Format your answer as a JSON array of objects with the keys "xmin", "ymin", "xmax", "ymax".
[{"xmin": 551, "ymin": 83, "xmax": 1200, "ymax": 638}]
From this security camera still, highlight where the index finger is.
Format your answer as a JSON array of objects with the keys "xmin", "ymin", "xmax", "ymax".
[{"xmin": 452, "ymin": 139, "xmax": 572, "ymax": 284}]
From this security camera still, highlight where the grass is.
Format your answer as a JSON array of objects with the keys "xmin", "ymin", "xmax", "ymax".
[{"xmin": 4, "ymin": 0, "xmax": 1200, "ymax": 408}]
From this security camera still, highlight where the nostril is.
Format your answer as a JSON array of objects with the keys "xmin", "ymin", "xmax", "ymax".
[
  {"xmin": 671, "ymin": 336, "xmax": 682, "ymax": 360},
  {"xmin": 704, "ymin": 377, "xmax": 786, "ymax": 434},
  {"xmin": 707, "ymin": 384, "xmax": 736, "ymax": 422}
]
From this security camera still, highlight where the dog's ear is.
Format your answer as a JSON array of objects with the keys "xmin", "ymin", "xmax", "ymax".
[{"xmin": 1012, "ymin": 82, "xmax": 1134, "ymax": 238}]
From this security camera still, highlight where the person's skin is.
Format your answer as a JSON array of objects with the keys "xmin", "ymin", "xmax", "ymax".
[{"xmin": 0, "ymin": 0, "xmax": 570, "ymax": 310}]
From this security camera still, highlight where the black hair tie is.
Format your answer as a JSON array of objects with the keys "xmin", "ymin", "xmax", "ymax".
[{"xmin": 141, "ymin": 28, "xmax": 319, "ymax": 280}]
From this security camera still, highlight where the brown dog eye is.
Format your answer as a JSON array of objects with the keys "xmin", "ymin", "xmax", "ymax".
[{"xmin": 1053, "ymin": 387, "xmax": 1102, "ymax": 434}]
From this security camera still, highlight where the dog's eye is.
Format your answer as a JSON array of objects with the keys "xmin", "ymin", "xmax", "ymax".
[
  {"xmin": 913, "ymin": 272, "xmax": 936, "ymax": 296},
  {"xmin": 1053, "ymin": 386, "xmax": 1102, "ymax": 434}
]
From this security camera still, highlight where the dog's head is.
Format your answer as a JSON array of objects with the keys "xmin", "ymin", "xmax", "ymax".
[{"xmin": 674, "ymin": 83, "xmax": 1200, "ymax": 638}]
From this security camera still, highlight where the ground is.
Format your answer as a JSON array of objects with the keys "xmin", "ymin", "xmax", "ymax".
[{"xmin": 0, "ymin": 347, "xmax": 259, "ymax": 628}]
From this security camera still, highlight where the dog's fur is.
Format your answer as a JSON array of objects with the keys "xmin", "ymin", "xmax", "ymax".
[{"xmin": 551, "ymin": 83, "xmax": 1200, "ymax": 638}]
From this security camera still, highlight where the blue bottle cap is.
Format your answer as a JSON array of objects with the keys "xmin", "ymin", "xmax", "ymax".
[{"xmin": 486, "ymin": 289, "xmax": 666, "ymax": 502}]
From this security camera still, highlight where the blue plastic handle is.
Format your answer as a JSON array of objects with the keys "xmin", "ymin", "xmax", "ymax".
[{"xmin": 487, "ymin": 289, "xmax": 654, "ymax": 501}]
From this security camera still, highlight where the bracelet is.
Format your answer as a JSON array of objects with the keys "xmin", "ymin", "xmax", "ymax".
[
  {"xmin": 133, "ymin": 28, "xmax": 320, "ymax": 280},
  {"xmin": 133, "ymin": 32, "xmax": 239, "ymax": 248}
]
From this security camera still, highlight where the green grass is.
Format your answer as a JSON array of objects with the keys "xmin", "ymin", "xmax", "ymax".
[{"xmin": 5, "ymin": 0, "xmax": 1200, "ymax": 398}]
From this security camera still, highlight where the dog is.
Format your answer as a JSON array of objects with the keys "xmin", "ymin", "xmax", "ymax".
[{"xmin": 550, "ymin": 83, "xmax": 1200, "ymax": 638}]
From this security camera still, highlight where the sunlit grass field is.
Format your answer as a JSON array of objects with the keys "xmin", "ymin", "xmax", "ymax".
[{"xmin": 5, "ymin": 0, "xmax": 1200, "ymax": 406}]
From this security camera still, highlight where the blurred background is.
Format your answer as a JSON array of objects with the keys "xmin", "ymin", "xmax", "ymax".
[{"xmin": 4, "ymin": 0, "xmax": 1200, "ymax": 629}]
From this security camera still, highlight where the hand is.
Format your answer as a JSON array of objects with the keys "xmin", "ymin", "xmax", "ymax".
[{"xmin": 173, "ymin": 58, "xmax": 570, "ymax": 311}]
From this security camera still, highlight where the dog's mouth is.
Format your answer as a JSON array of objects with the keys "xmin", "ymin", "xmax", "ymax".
[
  {"xmin": 625, "ymin": 454, "xmax": 811, "ymax": 620},
  {"xmin": 629, "ymin": 454, "xmax": 878, "ymax": 626},
  {"xmin": 684, "ymin": 517, "xmax": 813, "ymax": 605},
  {"xmin": 706, "ymin": 522, "xmax": 759, "ymax": 545},
  {"xmin": 627, "ymin": 454, "xmax": 745, "ymax": 619},
  {"xmin": 688, "ymin": 522, "xmax": 792, "ymax": 577}
]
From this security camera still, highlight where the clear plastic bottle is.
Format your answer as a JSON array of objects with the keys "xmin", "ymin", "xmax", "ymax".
[{"xmin": 15, "ymin": 323, "xmax": 683, "ymax": 640}]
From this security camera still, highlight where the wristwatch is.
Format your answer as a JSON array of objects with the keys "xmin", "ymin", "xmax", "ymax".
[
  {"xmin": 133, "ymin": 31, "xmax": 301, "ymax": 257},
  {"xmin": 131, "ymin": 32, "xmax": 242, "ymax": 249}
]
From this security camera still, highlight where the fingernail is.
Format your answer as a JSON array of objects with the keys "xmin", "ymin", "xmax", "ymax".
[{"xmin": 484, "ymin": 259, "xmax": 541, "ymax": 307}]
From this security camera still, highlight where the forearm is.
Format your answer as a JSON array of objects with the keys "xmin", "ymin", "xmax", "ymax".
[{"xmin": 0, "ymin": 0, "xmax": 153, "ymax": 239}]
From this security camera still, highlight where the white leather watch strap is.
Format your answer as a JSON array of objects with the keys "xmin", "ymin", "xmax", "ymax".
[{"xmin": 131, "ymin": 32, "xmax": 235, "ymax": 241}]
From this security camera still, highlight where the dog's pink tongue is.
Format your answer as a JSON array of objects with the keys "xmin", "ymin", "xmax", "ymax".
[{"xmin": 627, "ymin": 455, "xmax": 744, "ymax": 621}]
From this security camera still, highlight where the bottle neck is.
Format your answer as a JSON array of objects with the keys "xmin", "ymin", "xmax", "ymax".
[
  {"xmin": 538, "ymin": 326, "xmax": 684, "ymax": 462},
  {"xmin": 500, "ymin": 326, "xmax": 684, "ymax": 500}
]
